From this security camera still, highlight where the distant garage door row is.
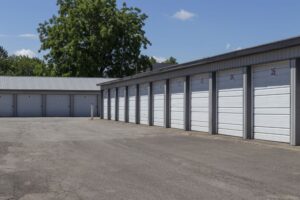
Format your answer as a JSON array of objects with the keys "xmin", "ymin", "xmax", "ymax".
[
  {"xmin": 0, "ymin": 93, "xmax": 99, "ymax": 117},
  {"xmin": 101, "ymin": 60, "xmax": 294, "ymax": 144}
]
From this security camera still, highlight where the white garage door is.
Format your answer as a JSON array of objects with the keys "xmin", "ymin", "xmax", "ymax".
[
  {"xmin": 153, "ymin": 81, "xmax": 165, "ymax": 127},
  {"xmin": 110, "ymin": 88, "xmax": 116, "ymax": 120},
  {"xmin": 139, "ymin": 83, "xmax": 149, "ymax": 125},
  {"xmin": 253, "ymin": 61, "xmax": 291, "ymax": 143},
  {"xmin": 128, "ymin": 85, "xmax": 136, "ymax": 123},
  {"xmin": 17, "ymin": 94, "xmax": 42, "ymax": 117},
  {"xmin": 118, "ymin": 87, "xmax": 126, "ymax": 122},
  {"xmin": 103, "ymin": 90, "xmax": 108, "ymax": 119},
  {"xmin": 0, "ymin": 94, "xmax": 14, "ymax": 117},
  {"xmin": 217, "ymin": 69, "xmax": 244, "ymax": 137},
  {"xmin": 170, "ymin": 77, "xmax": 185, "ymax": 129},
  {"xmin": 74, "ymin": 95, "xmax": 97, "ymax": 117},
  {"xmin": 190, "ymin": 74, "xmax": 209, "ymax": 132},
  {"xmin": 46, "ymin": 95, "xmax": 70, "ymax": 117}
]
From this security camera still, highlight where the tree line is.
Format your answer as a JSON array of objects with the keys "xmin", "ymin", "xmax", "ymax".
[{"xmin": 0, "ymin": 0, "xmax": 178, "ymax": 78}]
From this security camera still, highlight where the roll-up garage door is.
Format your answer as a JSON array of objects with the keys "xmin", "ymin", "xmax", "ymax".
[
  {"xmin": 74, "ymin": 95, "xmax": 97, "ymax": 117},
  {"xmin": 110, "ymin": 88, "xmax": 116, "ymax": 120},
  {"xmin": 153, "ymin": 81, "xmax": 165, "ymax": 127},
  {"xmin": 217, "ymin": 69, "xmax": 244, "ymax": 137},
  {"xmin": 118, "ymin": 87, "xmax": 126, "ymax": 122},
  {"xmin": 170, "ymin": 77, "xmax": 185, "ymax": 129},
  {"xmin": 139, "ymin": 83, "xmax": 149, "ymax": 125},
  {"xmin": 128, "ymin": 85, "xmax": 136, "ymax": 123},
  {"xmin": 46, "ymin": 95, "xmax": 70, "ymax": 117},
  {"xmin": 0, "ymin": 94, "xmax": 14, "ymax": 117},
  {"xmin": 190, "ymin": 74, "xmax": 209, "ymax": 132},
  {"xmin": 253, "ymin": 61, "xmax": 291, "ymax": 143},
  {"xmin": 17, "ymin": 94, "xmax": 42, "ymax": 117},
  {"xmin": 103, "ymin": 90, "xmax": 108, "ymax": 119}
]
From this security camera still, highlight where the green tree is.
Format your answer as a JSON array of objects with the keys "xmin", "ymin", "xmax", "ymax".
[
  {"xmin": 38, "ymin": 0, "xmax": 151, "ymax": 78},
  {"xmin": 163, "ymin": 56, "xmax": 177, "ymax": 64},
  {"xmin": 9, "ymin": 56, "xmax": 49, "ymax": 76},
  {"xmin": 0, "ymin": 46, "xmax": 8, "ymax": 59}
]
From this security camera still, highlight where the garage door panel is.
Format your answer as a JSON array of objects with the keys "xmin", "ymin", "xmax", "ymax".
[
  {"xmin": 0, "ymin": 94, "xmax": 14, "ymax": 117},
  {"xmin": 217, "ymin": 68, "xmax": 244, "ymax": 137},
  {"xmin": 152, "ymin": 81, "xmax": 165, "ymax": 126},
  {"xmin": 191, "ymin": 112, "xmax": 209, "ymax": 122},
  {"xmin": 253, "ymin": 61, "xmax": 291, "ymax": 143},
  {"xmin": 46, "ymin": 95, "xmax": 70, "ymax": 117},
  {"xmin": 191, "ymin": 98, "xmax": 209, "ymax": 107},
  {"xmin": 17, "ymin": 94, "xmax": 42, "ymax": 117},
  {"xmin": 118, "ymin": 87, "xmax": 125, "ymax": 122},
  {"xmin": 254, "ymin": 108, "xmax": 290, "ymax": 115},
  {"xmin": 191, "ymin": 124, "xmax": 209, "ymax": 132},
  {"xmin": 254, "ymin": 87, "xmax": 290, "ymax": 96},
  {"xmin": 218, "ymin": 113, "xmax": 243, "ymax": 125},
  {"xmin": 218, "ymin": 123, "xmax": 243, "ymax": 131},
  {"xmin": 139, "ymin": 83, "xmax": 149, "ymax": 125},
  {"xmin": 218, "ymin": 90, "xmax": 243, "ymax": 97},
  {"xmin": 218, "ymin": 108, "xmax": 243, "ymax": 113},
  {"xmin": 128, "ymin": 86, "xmax": 136, "ymax": 123},
  {"xmin": 254, "ymin": 114, "xmax": 290, "ymax": 129},
  {"xmin": 74, "ymin": 95, "xmax": 97, "ymax": 117},
  {"xmin": 254, "ymin": 95, "xmax": 290, "ymax": 108},
  {"xmin": 218, "ymin": 129, "xmax": 243, "ymax": 137},
  {"xmin": 254, "ymin": 133, "xmax": 290, "ymax": 143},
  {"xmin": 218, "ymin": 97, "xmax": 243, "ymax": 107},
  {"xmin": 254, "ymin": 127, "xmax": 290, "ymax": 136}
]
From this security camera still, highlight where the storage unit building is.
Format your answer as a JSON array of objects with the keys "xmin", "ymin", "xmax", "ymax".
[
  {"xmin": 0, "ymin": 76, "xmax": 113, "ymax": 117},
  {"xmin": 110, "ymin": 88, "xmax": 116, "ymax": 120},
  {"xmin": 98, "ymin": 36, "xmax": 300, "ymax": 146}
]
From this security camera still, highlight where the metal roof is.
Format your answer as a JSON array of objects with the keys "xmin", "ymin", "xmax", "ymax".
[
  {"xmin": 0, "ymin": 76, "xmax": 115, "ymax": 91},
  {"xmin": 98, "ymin": 35, "xmax": 300, "ymax": 87}
]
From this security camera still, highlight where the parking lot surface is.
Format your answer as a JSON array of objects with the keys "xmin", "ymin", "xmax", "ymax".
[{"xmin": 0, "ymin": 118, "xmax": 299, "ymax": 200}]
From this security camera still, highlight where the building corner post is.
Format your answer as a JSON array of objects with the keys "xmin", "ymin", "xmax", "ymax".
[
  {"xmin": 291, "ymin": 59, "xmax": 300, "ymax": 146},
  {"xmin": 125, "ymin": 86, "xmax": 129, "ymax": 123},
  {"xmin": 164, "ymin": 79, "xmax": 170, "ymax": 128},
  {"xmin": 243, "ymin": 66, "xmax": 253, "ymax": 139},
  {"xmin": 136, "ymin": 84, "xmax": 140, "ymax": 124},
  {"xmin": 184, "ymin": 76, "xmax": 191, "ymax": 131},
  {"xmin": 209, "ymin": 72, "xmax": 217, "ymax": 135},
  {"xmin": 115, "ymin": 88, "xmax": 119, "ymax": 121},
  {"xmin": 148, "ymin": 82, "xmax": 153, "ymax": 126}
]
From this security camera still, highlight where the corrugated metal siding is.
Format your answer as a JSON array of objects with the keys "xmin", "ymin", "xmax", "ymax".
[
  {"xmin": 100, "ymin": 45, "xmax": 300, "ymax": 89},
  {"xmin": 0, "ymin": 76, "xmax": 115, "ymax": 91}
]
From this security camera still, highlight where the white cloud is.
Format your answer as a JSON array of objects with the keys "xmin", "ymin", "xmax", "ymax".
[
  {"xmin": 173, "ymin": 9, "xmax": 196, "ymax": 21},
  {"xmin": 235, "ymin": 47, "xmax": 242, "ymax": 50},
  {"xmin": 14, "ymin": 49, "xmax": 36, "ymax": 58},
  {"xmin": 152, "ymin": 56, "xmax": 167, "ymax": 63},
  {"xmin": 18, "ymin": 33, "xmax": 38, "ymax": 39},
  {"xmin": 226, "ymin": 43, "xmax": 231, "ymax": 50}
]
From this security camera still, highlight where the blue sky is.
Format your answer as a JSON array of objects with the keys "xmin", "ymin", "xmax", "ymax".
[{"xmin": 0, "ymin": 0, "xmax": 300, "ymax": 63}]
